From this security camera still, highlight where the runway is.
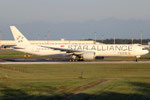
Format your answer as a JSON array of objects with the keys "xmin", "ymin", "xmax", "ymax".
[{"xmin": 0, "ymin": 61, "xmax": 150, "ymax": 64}]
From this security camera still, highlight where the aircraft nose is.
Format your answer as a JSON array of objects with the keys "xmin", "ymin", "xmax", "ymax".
[{"xmin": 145, "ymin": 50, "xmax": 149, "ymax": 54}]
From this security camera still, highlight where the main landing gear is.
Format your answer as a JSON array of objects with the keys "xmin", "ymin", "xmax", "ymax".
[{"xmin": 70, "ymin": 55, "xmax": 84, "ymax": 62}]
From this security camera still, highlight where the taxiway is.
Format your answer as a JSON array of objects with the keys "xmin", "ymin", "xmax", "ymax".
[{"xmin": 0, "ymin": 61, "xmax": 150, "ymax": 64}]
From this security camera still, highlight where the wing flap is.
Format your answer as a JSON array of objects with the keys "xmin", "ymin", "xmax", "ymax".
[
  {"xmin": 11, "ymin": 46, "xmax": 24, "ymax": 49},
  {"xmin": 41, "ymin": 46, "xmax": 81, "ymax": 53}
]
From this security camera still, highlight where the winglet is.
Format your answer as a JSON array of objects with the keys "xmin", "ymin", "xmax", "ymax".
[{"xmin": 10, "ymin": 26, "xmax": 31, "ymax": 46}]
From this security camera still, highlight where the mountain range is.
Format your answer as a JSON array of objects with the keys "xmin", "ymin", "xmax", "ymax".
[{"xmin": 0, "ymin": 18, "xmax": 150, "ymax": 40}]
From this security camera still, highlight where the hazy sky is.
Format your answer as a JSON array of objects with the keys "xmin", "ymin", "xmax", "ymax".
[
  {"xmin": 0, "ymin": 0, "xmax": 150, "ymax": 24},
  {"xmin": 0, "ymin": 0, "xmax": 150, "ymax": 40}
]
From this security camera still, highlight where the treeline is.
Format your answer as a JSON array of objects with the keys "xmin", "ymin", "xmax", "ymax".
[{"xmin": 86, "ymin": 39, "xmax": 150, "ymax": 44}]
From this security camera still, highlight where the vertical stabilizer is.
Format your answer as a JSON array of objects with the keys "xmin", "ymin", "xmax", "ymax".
[{"xmin": 10, "ymin": 26, "xmax": 31, "ymax": 46}]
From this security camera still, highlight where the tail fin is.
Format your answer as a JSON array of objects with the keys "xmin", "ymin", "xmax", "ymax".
[{"xmin": 10, "ymin": 26, "xmax": 31, "ymax": 46}]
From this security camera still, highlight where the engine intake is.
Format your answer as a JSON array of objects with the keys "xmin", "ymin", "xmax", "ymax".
[{"xmin": 82, "ymin": 52, "xmax": 95, "ymax": 60}]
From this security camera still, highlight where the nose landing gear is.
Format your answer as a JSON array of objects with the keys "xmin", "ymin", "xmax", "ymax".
[
  {"xmin": 135, "ymin": 56, "xmax": 140, "ymax": 62},
  {"xmin": 136, "ymin": 58, "xmax": 138, "ymax": 62}
]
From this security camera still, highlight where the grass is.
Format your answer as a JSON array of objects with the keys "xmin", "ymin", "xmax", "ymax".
[
  {"xmin": 0, "ymin": 64, "xmax": 150, "ymax": 100},
  {"xmin": 0, "ymin": 50, "xmax": 27, "ymax": 58}
]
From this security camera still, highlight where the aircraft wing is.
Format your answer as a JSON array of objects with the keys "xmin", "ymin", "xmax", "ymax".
[{"xmin": 41, "ymin": 46, "xmax": 81, "ymax": 53}]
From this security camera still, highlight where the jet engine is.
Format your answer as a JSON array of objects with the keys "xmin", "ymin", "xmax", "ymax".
[{"xmin": 82, "ymin": 52, "xmax": 95, "ymax": 60}]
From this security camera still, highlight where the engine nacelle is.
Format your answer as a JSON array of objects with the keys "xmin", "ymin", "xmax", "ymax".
[{"xmin": 82, "ymin": 52, "xmax": 95, "ymax": 60}]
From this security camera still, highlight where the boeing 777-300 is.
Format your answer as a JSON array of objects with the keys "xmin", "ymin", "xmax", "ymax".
[{"xmin": 10, "ymin": 26, "xmax": 149, "ymax": 61}]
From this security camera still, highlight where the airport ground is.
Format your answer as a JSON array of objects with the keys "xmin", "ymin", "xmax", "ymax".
[
  {"xmin": 0, "ymin": 50, "xmax": 150, "ymax": 100},
  {"xmin": 0, "ymin": 63, "xmax": 150, "ymax": 100},
  {"xmin": 0, "ymin": 49, "xmax": 150, "ymax": 62}
]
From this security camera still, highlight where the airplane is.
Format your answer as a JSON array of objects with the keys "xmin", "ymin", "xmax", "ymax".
[{"xmin": 10, "ymin": 26, "xmax": 149, "ymax": 62}]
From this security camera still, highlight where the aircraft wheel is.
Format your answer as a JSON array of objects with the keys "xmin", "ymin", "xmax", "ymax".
[
  {"xmin": 70, "ymin": 55, "xmax": 84, "ymax": 62},
  {"xmin": 136, "ymin": 58, "xmax": 138, "ymax": 62},
  {"xmin": 135, "ymin": 56, "xmax": 140, "ymax": 62},
  {"xmin": 78, "ymin": 57, "xmax": 84, "ymax": 61}
]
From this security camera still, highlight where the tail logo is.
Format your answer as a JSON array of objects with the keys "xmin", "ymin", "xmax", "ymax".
[{"xmin": 17, "ymin": 35, "xmax": 24, "ymax": 43}]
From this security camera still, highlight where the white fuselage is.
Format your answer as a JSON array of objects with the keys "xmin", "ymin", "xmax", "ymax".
[{"xmin": 14, "ymin": 44, "xmax": 149, "ymax": 57}]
